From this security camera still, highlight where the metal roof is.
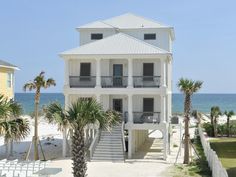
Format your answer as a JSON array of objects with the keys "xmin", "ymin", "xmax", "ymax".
[
  {"xmin": 78, "ymin": 13, "xmax": 170, "ymax": 29},
  {"xmin": 60, "ymin": 33, "xmax": 170, "ymax": 56},
  {"xmin": 0, "ymin": 60, "xmax": 19, "ymax": 70}
]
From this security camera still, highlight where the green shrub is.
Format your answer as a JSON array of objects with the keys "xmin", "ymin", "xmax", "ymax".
[{"xmin": 202, "ymin": 123, "xmax": 214, "ymax": 137}]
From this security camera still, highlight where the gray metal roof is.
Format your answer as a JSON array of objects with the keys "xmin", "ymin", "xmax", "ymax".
[
  {"xmin": 78, "ymin": 13, "xmax": 170, "ymax": 29},
  {"xmin": 0, "ymin": 60, "xmax": 19, "ymax": 70},
  {"xmin": 60, "ymin": 33, "xmax": 170, "ymax": 56}
]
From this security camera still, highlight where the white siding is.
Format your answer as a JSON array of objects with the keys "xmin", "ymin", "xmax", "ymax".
[
  {"xmin": 79, "ymin": 29, "xmax": 117, "ymax": 46},
  {"xmin": 133, "ymin": 59, "xmax": 161, "ymax": 76},
  {"xmin": 132, "ymin": 95, "xmax": 161, "ymax": 112},
  {"xmin": 69, "ymin": 59, "xmax": 96, "ymax": 76},
  {"xmin": 120, "ymin": 29, "xmax": 171, "ymax": 52}
]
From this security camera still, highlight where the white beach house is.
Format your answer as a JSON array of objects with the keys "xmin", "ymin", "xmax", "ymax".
[{"xmin": 60, "ymin": 13, "xmax": 174, "ymax": 161}]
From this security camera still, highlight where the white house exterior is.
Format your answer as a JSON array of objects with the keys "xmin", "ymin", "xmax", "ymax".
[{"xmin": 60, "ymin": 13, "xmax": 174, "ymax": 161}]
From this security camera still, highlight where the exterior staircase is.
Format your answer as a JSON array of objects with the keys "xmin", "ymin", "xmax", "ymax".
[{"xmin": 91, "ymin": 125, "xmax": 125, "ymax": 161}]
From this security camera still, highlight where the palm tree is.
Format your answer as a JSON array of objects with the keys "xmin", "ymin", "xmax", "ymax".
[
  {"xmin": 23, "ymin": 71, "xmax": 56, "ymax": 160},
  {"xmin": 0, "ymin": 94, "xmax": 30, "ymax": 156},
  {"xmin": 45, "ymin": 98, "xmax": 120, "ymax": 177},
  {"xmin": 177, "ymin": 78, "xmax": 203, "ymax": 164},
  {"xmin": 43, "ymin": 102, "xmax": 70, "ymax": 157},
  {"xmin": 210, "ymin": 106, "xmax": 221, "ymax": 137},
  {"xmin": 224, "ymin": 110, "xmax": 234, "ymax": 137}
]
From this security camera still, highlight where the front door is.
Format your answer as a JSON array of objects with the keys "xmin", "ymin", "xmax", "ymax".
[
  {"xmin": 113, "ymin": 64, "xmax": 123, "ymax": 87},
  {"xmin": 113, "ymin": 99, "xmax": 123, "ymax": 113}
]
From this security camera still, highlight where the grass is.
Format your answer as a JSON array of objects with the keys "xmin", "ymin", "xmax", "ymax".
[
  {"xmin": 164, "ymin": 135, "xmax": 211, "ymax": 177},
  {"xmin": 210, "ymin": 138, "xmax": 236, "ymax": 177}
]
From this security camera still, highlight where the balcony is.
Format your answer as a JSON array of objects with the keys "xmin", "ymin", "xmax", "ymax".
[
  {"xmin": 69, "ymin": 76, "xmax": 96, "ymax": 88},
  {"xmin": 133, "ymin": 76, "xmax": 161, "ymax": 88},
  {"xmin": 133, "ymin": 112, "xmax": 161, "ymax": 124},
  {"xmin": 101, "ymin": 76, "xmax": 128, "ymax": 88}
]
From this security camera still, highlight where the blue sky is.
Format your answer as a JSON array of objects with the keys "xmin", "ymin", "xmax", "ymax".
[{"xmin": 0, "ymin": 0, "xmax": 236, "ymax": 93}]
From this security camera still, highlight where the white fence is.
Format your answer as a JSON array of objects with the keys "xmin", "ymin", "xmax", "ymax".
[{"xmin": 198, "ymin": 125, "xmax": 228, "ymax": 177}]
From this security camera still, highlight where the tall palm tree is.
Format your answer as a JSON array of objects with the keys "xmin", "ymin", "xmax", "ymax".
[
  {"xmin": 0, "ymin": 94, "xmax": 30, "ymax": 156},
  {"xmin": 177, "ymin": 78, "xmax": 203, "ymax": 164},
  {"xmin": 43, "ymin": 102, "xmax": 70, "ymax": 156},
  {"xmin": 23, "ymin": 71, "xmax": 56, "ymax": 160},
  {"xmin": 224, "ymin": 110, "xmax": 234, "ymax": 137},
  {"xmin": 210, "ymin": 106, "xmax": 221, "ymax": 137},
  {"xmin": 45, "ymin": 98, "xmax": 120, "ymax": 177}
]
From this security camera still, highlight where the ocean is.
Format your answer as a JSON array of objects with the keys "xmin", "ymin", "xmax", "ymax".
[{"xmin": 15, "ymin": 93, "xmax": 236, "ymax": 115}]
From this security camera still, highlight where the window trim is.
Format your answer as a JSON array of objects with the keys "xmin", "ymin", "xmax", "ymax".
[
  {"xmin": 144, "ymin": 33, "xmax": 156, "ymax": 40},
  {"xmin": 91, "ymin": 33, "xmax": 103, "ymax": 40}
]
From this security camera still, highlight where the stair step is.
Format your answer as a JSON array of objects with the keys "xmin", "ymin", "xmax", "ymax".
[{"xmin": 93, "ymin": 154, "xmax": 124, "ymax": 158}]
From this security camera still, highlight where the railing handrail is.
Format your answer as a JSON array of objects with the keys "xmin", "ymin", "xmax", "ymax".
[
  {"xmin": 88, "ymin": 129, "xmax": 100, "ymax": 161},
  {"xmin": 133, "ymin": 75, "xmax": 161, "ymax": 77},
  {"xmin": 101, "ymin": 76, "xmax": 128, "ymax": 78},
  {"xmin": 69, "ymin": 76, "xmax": 96, "ymax": 78},
  {"xmin": 133, "ymin": 111, "xmax": 161, "ymax": 113},
  {"xmin": 121, "ymin": 121, "xmax": 126, "ymax": 161}
]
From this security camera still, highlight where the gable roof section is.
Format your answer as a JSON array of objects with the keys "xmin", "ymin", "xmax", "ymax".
[
  {"xmin": 60, "ymin": 33, "xmax": 170, "ymax": 57},
  {"xmin": 0, "ymin": 60, "xmax": 19, "ymax": 70},
  {"xmin": 79, "ymin": 21, "xmax": 114, "ymax": 29},
  {"xmin": 78, "ymin": 13, "xmax": 170, "ymax": 29}
]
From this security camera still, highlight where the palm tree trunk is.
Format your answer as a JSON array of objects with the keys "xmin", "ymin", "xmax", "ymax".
[
  {"xmin": 72, "ymin": 128, "xmax": 87, "ymax": 177},
  {"xmin": 227, "ymin": 117, "xmax": 230, "ymax": 137},
  {"xmin": 183, "ymin": 94, "xmax": 191, "ymax": 164},
  {"xmin": 34, "ymin": 90, "xmax": 40, "ymax": 160},
  {"xmin": 213, "ymin": 117, "xmax": 217, "ymax": 137}
]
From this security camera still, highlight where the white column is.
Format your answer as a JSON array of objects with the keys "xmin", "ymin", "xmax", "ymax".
[
  {"xmin": 65, "ymin": 60, "xmax": 69, "ymax": 86},
  {"xmin": 128, "ymin": 129, "xmax": 133, "ymax": 158},
  {"xmin": 160, "ymin": 59, "xmax": 166, "ymax": 87},
  {"xmin": 161, "ymin": 95, "xmax": 166, "ymax": 123},
  {"xmin": 128, "ymin": 94, "xmax": 133, "ymax": 123},
  {"xmin": 128, "ymin": 58, "xmax": 133, "ymax": 88},
  {"xmin": 96, "ymin": 59, "xmax": 101, "ymax": 88},
  {"xmin": 96, "ymin": 94, "xmax": 101, "ymax": 103},
  {"xmin": 163, "ymin": 127, "xmax": 168, "ymax": 160}
]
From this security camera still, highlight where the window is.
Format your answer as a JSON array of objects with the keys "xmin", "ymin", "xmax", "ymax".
[
  {"xmin": 143, "ymin": 98, "xmax": 154, "ymax": 112},
  {"xmin": 80, "ymin": 63, "xmax": 91, "ymax": 81},
  {"xmin": 7, "ymin": 73, "xmax": 12, "ymax": 88},
  {"xmin": 91, "ymin": 33, "xmax": 103, "ymax": 40},
  {"xmin": 143, "ymin": 63, "xmax": 154, "ymax": 81},
  {"xmin": 144, "ymin": 33, "xmax": 156, "ymax": 40}
]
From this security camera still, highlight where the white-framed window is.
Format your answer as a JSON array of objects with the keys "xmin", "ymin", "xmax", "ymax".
[
  {"xmin": 91, "ymin": 33, "xmax": 103, "ymax": 40},
  {"xmin": 7, "ymin": 73, "xmax": 13, "ymax": 88},
  {"xmin": 144, "ymin": 33, "xmax": 156, "ymax": 40}
]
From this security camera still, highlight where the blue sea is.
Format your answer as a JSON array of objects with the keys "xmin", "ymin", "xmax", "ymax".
[{"xmin": 15, "ymin": 93, "xmax": 236, "ymax": 114}]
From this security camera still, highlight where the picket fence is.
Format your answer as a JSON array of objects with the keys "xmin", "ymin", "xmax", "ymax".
[{"xmin": 198, "ymin": 125, "xmax": 228, "ymax": 177}]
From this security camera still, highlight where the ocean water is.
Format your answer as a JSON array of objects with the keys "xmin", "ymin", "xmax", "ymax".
[{"xmin": 15, "ymin": 93, "xmax": 236, "ymax": 114}]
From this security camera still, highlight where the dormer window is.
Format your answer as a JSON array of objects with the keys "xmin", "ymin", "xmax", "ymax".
[
  {"xmin": 91, "ymin": 33, "xmax": 103, "ymax": 40},
  {"xmin": 144, "ymin": 33, "xmax": 156, "ymax": 40}
]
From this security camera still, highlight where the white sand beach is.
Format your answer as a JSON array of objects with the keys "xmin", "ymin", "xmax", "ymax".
[{"xmin": 0, "ymin": 115, "xmax": 191, "ymax": 177}]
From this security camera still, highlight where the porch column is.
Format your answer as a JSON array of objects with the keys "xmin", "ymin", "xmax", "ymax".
[
  {"xmin": 63, "ymin": 94, "xmax": 69, "ymax": 157},
  {"xmin": 128, "ymin": 58, "xmax": 133, "ymax": 88},
  {"xmin": 128, "ymin": 129, "xmax": 133, "ymax": 158},
  {"xmin": 163, "ymin": 125, "xmax": 168, "ymax": 160},
  {"xmin": 65, "ymin": 60, "xmax": 69, "ymax": 87},
  {"xmin": 96, "ymin": 58, "xmax": 101, "ymax": 88},
  {"xmin": 128, "ymin": 94, "xmax": 133, "ymax": 123},
  {"xmin": 160, "ymin": 59, "xmax": 166, "ymax": 87},
  {"xmin": 96, "ymin": 94, "xmax": 101, "ymax": 102},
  {"xmin": 161, "ymin": 95, "xmax": 166, "ymax": 123}
]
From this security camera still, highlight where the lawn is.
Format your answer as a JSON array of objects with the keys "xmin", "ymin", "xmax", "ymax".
[{"xmin": 210, "ymin": 138, "xmax": 236, "ymax": 177}]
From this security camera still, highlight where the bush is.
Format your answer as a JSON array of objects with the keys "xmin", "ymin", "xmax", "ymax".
[{"xmin": 202, "ymin": 123, "xmax": 214, "ymax": 137}]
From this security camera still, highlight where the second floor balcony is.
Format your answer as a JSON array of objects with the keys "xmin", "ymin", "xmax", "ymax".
[
  {"xmin": 69, "ymin": 76, "xmax": 161, "ymax": 88},
  {"xmin": 69, "ymin": 76, "xmax": 96, "ymax": 88},
  {"xmin": 101, "ymin": 76, "xmax": 128, "ymax": 88}
]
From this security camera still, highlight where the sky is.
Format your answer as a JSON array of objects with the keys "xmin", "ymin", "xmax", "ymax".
[{"xmin": 0, "ymin": 0, "xmax": 236, "ymax": 93}]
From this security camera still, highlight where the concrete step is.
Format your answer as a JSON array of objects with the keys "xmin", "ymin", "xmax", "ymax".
[{"xmin": 94, "ymin": 151, "xmax": 124, "ymax": 155}]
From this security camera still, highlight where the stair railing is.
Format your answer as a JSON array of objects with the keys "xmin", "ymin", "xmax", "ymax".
[
  {"xmin": 88, "ymin": 129, "xmax": 101, "ymax": 161},
  {"xmin": 121, "ymin": 121, "xmax": 126, "ymax": 160}
]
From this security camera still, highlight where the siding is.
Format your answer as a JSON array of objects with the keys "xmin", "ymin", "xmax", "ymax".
[{"xmin": 0, "ymin": 67, "xmax": 14, "ymax": 99}]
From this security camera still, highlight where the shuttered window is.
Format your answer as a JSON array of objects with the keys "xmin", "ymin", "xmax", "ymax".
[
  {"xmin": 144, "ymin": 33, "xmax": 156, "ymax": 40},
  {"xmin": 91, "ymin": 33, "xmax": 103, "ymax": 40}
]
